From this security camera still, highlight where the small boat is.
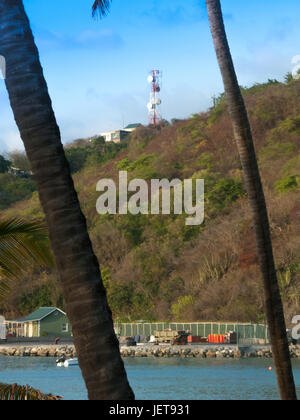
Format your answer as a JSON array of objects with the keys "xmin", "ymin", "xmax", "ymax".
[
  {"xmin": 63, "ymin": 358, "xmax": 78, "ymax": 367},
  {"xmin": 56, "ymin": 357, "xmax": 78, "ymax": 368}
]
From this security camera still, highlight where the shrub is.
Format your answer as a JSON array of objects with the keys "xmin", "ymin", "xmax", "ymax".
[
  {"xmin": 171, "ymin": 296, "xmax": 195, "ymax": 321},
  {"xmin": 0, "ymin": 173, "xmax": 36, "ymax": 210},
  {"xmin": 116, "ymin": 154, "xmax": 157, "ymax": 179},
  {"xmin": 275, "ymin": 175, "xmax": 299, "ymax": 193},
  {"xmin": 260, "ymin": 141, "xmax": 295, "ymax": 161},
  {"xmin": 206, "ymin": 177, "xmax": 245, "ymax": 212},
  {"xmin": 65, "ymin": 147, "xmax": 90, "ymax": 173},
  {"xmin": 198, "ymin": 153, "xmax": 213, "ymax": 170}
]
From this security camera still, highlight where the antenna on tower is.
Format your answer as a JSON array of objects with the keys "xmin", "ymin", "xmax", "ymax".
[{"xmin": 147, "ymin": 70, "xmax": 162, "ymax": 127}]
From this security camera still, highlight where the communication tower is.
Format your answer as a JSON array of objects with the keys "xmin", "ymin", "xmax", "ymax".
[{"xmin": 147, "ymin": 70, "xmax": 162, "ymax": 126}]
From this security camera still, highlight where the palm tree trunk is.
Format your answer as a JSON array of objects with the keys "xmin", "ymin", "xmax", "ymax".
[
  {"xmin": 205, "ymin": 0, "xmax": 297, "ymax": 400},
  {"xmin": 0, "ymin": 0, "xmax": 134, "ymax": 400}
]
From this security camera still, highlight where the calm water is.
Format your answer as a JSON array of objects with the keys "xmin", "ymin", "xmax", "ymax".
[{"xmin": 1, "ymin": 356, "xmax": 300, "ymax": 400}]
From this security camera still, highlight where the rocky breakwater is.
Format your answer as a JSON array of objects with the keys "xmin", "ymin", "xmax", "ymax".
[
  {"xmin": 1, "ymin": 344, "xmax": 300, "ymax": 359},
  {"xmin": 0, "ymin": 345, "xmax": 76, "ymax": 358},
  {"xmin": 120, "ymin": 345, "xmax": 241, "ymax": 358},
  {"xmin": 120, "ymin": 344, "xmax": 300, "ymax": 359}
]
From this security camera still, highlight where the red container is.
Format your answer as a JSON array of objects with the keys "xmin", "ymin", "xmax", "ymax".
[{"xmin": 188, "ymin": 336, "xmax": 203, "ymax": 343}]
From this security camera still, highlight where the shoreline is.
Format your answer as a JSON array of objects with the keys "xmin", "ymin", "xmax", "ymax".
[{"xmin": 1, "ymin": 343, "xmax": 300, "ymax": 359}]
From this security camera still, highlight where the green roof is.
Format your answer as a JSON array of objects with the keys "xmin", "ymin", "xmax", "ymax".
[
  {"xmin": 125, "ymin": 123, "xmax": 141, "ymax": 129},
  {"xmin": 12, "ymin": 307, "xmax": 65, "ymax": 323}
]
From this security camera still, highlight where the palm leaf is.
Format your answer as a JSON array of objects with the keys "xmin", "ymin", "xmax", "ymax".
[
  {"xmin": 0, "ymin": 383, "xmax": 62, "ymax": 400},
  {"xmin": 0, "ymin": 218, "xmax": 54, "ymax": 299},
  {"xmin": 92, "ymin": 0, "xmax": 111, "ymax": 17}
]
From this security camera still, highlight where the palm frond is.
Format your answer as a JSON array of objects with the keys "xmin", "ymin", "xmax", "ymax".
[
  {"xmin": 0, "ymin": 218, "xmax": 54, "ymax": 299},
  {"xmin": 92, "ymin": 0, "xmax": 111, "ymax": 18},
  {"xmin": 0, "ymin": 383, "xmax": 62, "ymax": 400}
]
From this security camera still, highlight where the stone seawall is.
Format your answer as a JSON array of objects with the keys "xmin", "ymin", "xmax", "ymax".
[
  {"xmin": 120, "ymin": 345, "xmax": 300, "ymax": 359},
  {"xmin": 0, "ymin": 345, "xmax": 76, "ymax": 358},
  {"xmin": 1, "ymin": 344, "xmax": 300, "ymax": 359}
]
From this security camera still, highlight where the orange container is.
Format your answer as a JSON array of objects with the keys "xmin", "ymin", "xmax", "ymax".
[{"xmin": 210, "ymin": 334, "xmax": 225, "ymax": 344}]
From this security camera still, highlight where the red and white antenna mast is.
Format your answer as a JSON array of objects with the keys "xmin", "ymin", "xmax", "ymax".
[{"xmin": 147, "ymin": 70, "xmax": 162, "ymax": 126}]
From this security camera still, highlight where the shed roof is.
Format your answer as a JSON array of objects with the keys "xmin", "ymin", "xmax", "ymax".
[{"xmin": 11, "ymin": 307, "xmax": 66, "ymax": 323}]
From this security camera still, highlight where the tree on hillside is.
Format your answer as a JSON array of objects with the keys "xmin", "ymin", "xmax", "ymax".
[
  {"xmin": 0, "ymin": 0, "xmax": 133, "ymax": 400},
  {"xmin": 205, "ymin": 0, "xmax": 297, "ymax": 400},
  {"xmin": 64, "ymin": 147, "xmax": 90, "ymax": 174},
  {"xmin": 285, "ymin": 70, "xmax": 300, "ymax": 84},
  {"xmin": 0, "ymin": 155, "xmax": 10, "ymax": 173},
  {"xmin": 8, "ymin": 151, "xmax": 31, "ymax": 172}
]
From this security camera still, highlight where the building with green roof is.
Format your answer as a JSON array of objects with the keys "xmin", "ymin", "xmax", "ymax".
[
  {"xmin": 6, "ymin": 307, "xmax": 71, "ymax": 338},
  {"xmin": 99, "ymin": 123, "xmax": 142, "ymax": 144},
  {"xmin": 124, "ymin": 123, "xmax": 142, "ymax": 131}
]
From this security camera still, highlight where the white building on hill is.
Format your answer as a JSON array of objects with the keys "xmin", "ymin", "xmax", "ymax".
[{"xmin": 100, "ymin": 123, "xmax": 141, "ymax": 143}]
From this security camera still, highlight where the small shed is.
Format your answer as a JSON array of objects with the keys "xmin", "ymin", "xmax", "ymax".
[{"xmin": 6, "ymin": 307, "xmax": 71, "ymax": 338}]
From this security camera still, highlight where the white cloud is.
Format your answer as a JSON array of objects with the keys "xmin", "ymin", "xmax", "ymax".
[{"xmin": 0, "ymin": 129, "xmax": 23, "ymax": 153}]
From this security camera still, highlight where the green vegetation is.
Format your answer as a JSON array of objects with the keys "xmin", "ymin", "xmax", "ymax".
[
  {"xmin": 116, "ymin": 153, "xmax": 157, "ymax": 179},
  {"xmin": 0, "ymin": 155, "xmax": 11, "ymax": 173},
  {"xmin": 0, "ymin": 152, "xmax": 36, "ymax": 210},
  {"xmin": 17, "ymin": 283, "xmax": 63, "ymax": 315},
  {"xmin": 8, "ymin": 151, "xmax": 31, "ymax": 172},
  {"xmin": 1, "ymin": 78, "xmax": 300, "ymax": 324},
  {"xmin": 275, "ymin": 175, "xmax": 299, "ymax": 193},
  {"xmin": 0, "ymin": 174, "xmax": 36, "ymax": 210},
  {"xmin": 0, "ymin": 383, "xmax": 61, "ymax": 401},
  {"xmin": 285, "ymin": 70, "xmax": 300, "ymax": 84},
  {"xmin": 64, "ymin": 146, "xmax": 90, "ymax": 174},
  {"xmin": 0, "ymin": 139, "xmax": 127, "ymax": 211},
  {"xmin": 206, "ymin": 177, "xmax": 245, "ymax": 212},
  {"xmin": 0, "ymin": 218, "xmax": 53, "ymax": 300},
  {"xmin": 171, "ymin": 295, "xmax": 195, "ymax": 321},
  {"xmin": 65, "ymin": 137, "xmax": 127, "ymax": 174},
  {"xmin": 260, "ymin": 141, "xmax": 295, "ymax": 161}
]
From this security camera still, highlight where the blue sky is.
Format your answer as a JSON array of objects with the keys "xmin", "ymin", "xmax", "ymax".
[{"xmin": 0, "ymin": 0, "xmax": 300, "ymax": 152}]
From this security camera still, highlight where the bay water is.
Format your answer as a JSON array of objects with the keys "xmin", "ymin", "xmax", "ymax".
[{"xmin": 1, "ymin": 356, "xmax": 300, "ymax": 400}]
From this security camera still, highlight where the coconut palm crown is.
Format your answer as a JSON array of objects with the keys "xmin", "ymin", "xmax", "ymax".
[
  {"xmin": 0, "ymin": 218, "xmax": 53, "ymax": 300},
  {"xmin": 92, "ymin": 0, "xmax": 111, "ymax": 17}
]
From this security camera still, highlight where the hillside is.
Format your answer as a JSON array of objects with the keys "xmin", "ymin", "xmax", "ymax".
[{"xmin": 1, "ymin": 78, "xmax": 300, "ymax": 324}]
